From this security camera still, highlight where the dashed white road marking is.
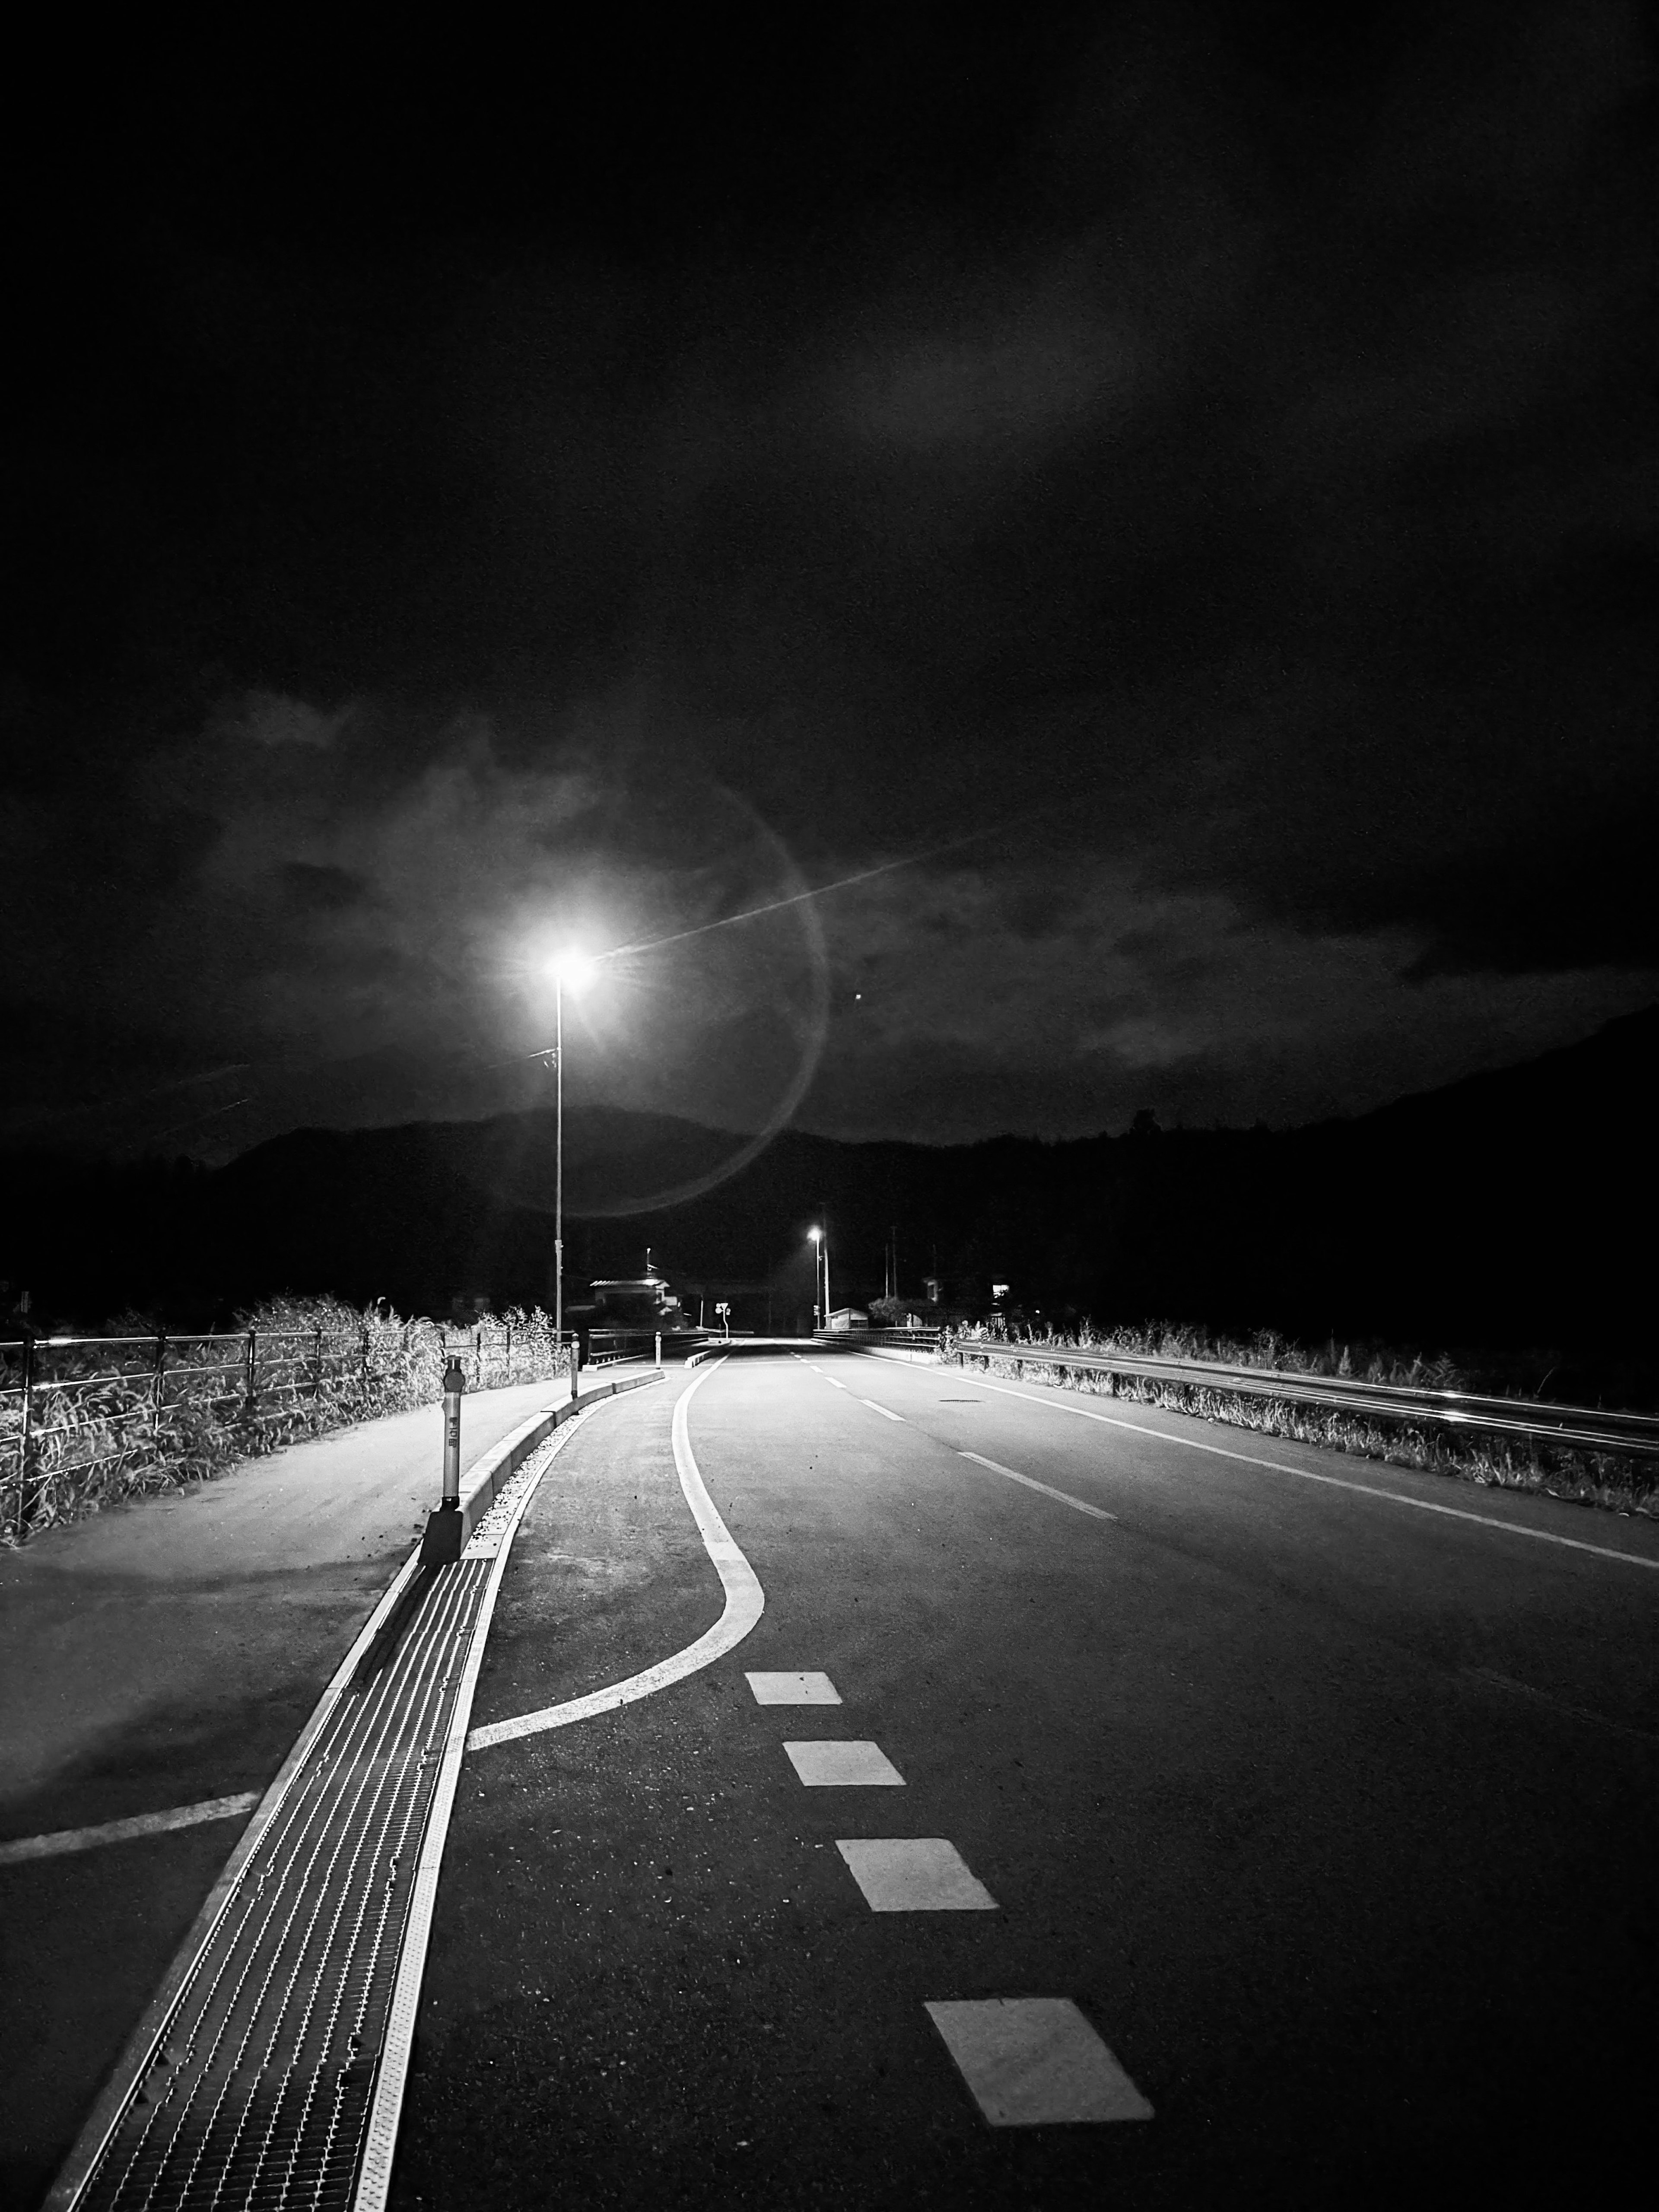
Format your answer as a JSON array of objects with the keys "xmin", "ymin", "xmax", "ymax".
[
  {"xmin": 958, "ymin": 1449, "xmax": 1118, "ymax": 1522},
  {"xmin": 952, "ymin": 1373, "xmax": 1659, "ymax": 1570},
  {"xmin": 747, "ymin": 1671, "xmax": 842, "ymax": 1705},
  {"xmin": 467, "ymin": 1359, "xmax": 764, "ymax": 1751},
  {"xmin": 836, "ymin": 1837, "xmax": 998, "ymax": 1910},
  {"xmin": 861, "ymin": 1399, "xmax": 905, "ymax": 1421},
  {"xmin": 0, "ymin": 1792, "xmax": 260, "ymax": 1867},
  {"xmin": 825, "ymin": 1378, "xmax": 849, "ymax": 1390},
  {"xmin": 925, "ymin": 1999, "xmax": 1154, "ymax": 2126},
  {"xmin": 785, "ymin": 1741, "xmax": 905, "ymax": 1786}
]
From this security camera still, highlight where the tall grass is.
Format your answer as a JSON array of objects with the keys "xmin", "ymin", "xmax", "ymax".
[
  {"xmin": 950, "ymin": 1320, "xmax": 1659, "ymax": 1518},
  {"xmin": 0, "ymin": 1297, "xmax": 570, "ymax": 1545}
]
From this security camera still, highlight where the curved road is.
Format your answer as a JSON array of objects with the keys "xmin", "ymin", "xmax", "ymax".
[{"xmin": 396, "ymin": 1350, "xmax": 1659, "ymax": 2210}]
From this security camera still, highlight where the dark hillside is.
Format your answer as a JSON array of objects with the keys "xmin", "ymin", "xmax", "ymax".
[{"xmin": 3, "ymin": 1011, "xmax": 1653, "ymax": 1386}]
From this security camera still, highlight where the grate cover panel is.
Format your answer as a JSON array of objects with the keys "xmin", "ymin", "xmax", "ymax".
[{"xmin": 75, "ymin": 1560, "xmax": 490, "ymax": 2212}]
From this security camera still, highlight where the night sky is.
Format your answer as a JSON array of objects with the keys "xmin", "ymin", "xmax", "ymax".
[{"xmin": 5, "ymin": 4, "xmax": 1653, "ymax": 1166}]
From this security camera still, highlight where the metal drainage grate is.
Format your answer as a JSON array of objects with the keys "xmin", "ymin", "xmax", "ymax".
[{"xmin": 73, "ymin": 1560, "xmax": 491, "ymax": 2211}]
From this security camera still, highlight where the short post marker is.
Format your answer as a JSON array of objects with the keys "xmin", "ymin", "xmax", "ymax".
[{"xmin": 419, "ymin": 1359, "xmax": 468, "ymax": 1565}]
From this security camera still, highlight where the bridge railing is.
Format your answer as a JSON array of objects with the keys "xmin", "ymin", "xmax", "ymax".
[
  {"xmin": 927, "ymin": 1335, "xmax": 1659, "ymax": 1461},
  {"xmin": 814, "ymin": 1326, "xmax": 942, "ymax": 1351}
]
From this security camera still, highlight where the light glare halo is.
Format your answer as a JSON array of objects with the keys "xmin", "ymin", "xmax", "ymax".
[{"xmin": 547, "ymin": 948, "xmax": 598, "ymax": 995}]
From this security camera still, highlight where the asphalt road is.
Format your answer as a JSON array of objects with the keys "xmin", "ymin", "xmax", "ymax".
[
  {"xmin": 398, "ymin": 1349, "xmax": 1658, "ymax": 2212},
  {"xmin": 0, "ymin": 1377, "xmax": 578, "ymax": 2211}
]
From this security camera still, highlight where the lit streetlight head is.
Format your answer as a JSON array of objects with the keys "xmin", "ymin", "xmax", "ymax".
[
  {"xmin": 808, "ymin": 1226, "xmax": 823, "ymax": 1243},
  {"xmin": 547, "ymin": 948, "xmax": 598, "ymax": 995}
]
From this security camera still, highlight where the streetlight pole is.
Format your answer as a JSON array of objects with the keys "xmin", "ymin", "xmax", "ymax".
[
  {"xmin": 554, "ymin": 969, "xmax": 565, "ymax": 1354},
  {"xmin": 545, "ymin": 950, "xmax": 597, "ymax": 1370}
]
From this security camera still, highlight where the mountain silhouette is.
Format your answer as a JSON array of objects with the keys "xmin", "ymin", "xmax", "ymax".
[{"xmin": 4, "ymin": 1010, "xmax": 1654, "ymax": 1379}]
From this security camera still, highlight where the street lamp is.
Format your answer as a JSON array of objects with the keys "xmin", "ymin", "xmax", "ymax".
[
  {"xmin": 545, "ymin": 950, "xmax": 597, "ymax": 1359},
  {"xmin": 808, "ymin": 1224, "xmax": 829, "ymax": 1332}
]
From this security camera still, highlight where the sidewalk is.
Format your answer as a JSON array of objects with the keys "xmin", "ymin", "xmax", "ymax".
[{"xmin": 0, "ymin": 1375, "xmax": 580, "ymax": 2209}]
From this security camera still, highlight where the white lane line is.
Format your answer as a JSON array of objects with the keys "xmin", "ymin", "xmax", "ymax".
[
  {"xmin": 861, "ymin": 1398, "xmax": 906, "ymax": 1421},
  {"xmin": 785, "ymin": 1741, "xmax": 905, "ymax": 1786},
  {"xmin": 953, "ymin": 1373, "xmax": 1659, "ymax": 1570},
  {"xmin": 0, "ymin": 1793, "xmax": 260, "ymax": 1867},
  {"xmin": 959, "ymin": 1449, "xmax": 1118, "ymax": 1522},
  {"xmin": 925, "ymin": 1999, "xmax": 1154, "ymax": 2126},
  {"xmin": 467, "ymin": 1359, "xmax": 764, "ymax": 1751},
  {"xmin": 825, "ymin": 1378, "xmax": 849, "ymax": 1390},
  {"xmin": 1461, "ymin": 1666, "xmax": 1659, "ymax": 1745},
  {"xmin": 836, "ymin": 1837, "xmax": 998, "ymax": 1910},
  {"xmin": 748, "ymin": 1671, "xmax": 841, "ymax": 1704}
]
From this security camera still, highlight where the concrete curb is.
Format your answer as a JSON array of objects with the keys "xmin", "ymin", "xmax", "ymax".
[{"xmin": 448, "ymin": 1366, "xmax": 664, "ymax": 1544}]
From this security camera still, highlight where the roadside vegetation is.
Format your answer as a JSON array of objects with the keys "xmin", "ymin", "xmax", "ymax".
[
  {"xmin": 948, "ymin": 1320, "xmax": 1659, "ymax": 1519},
  {"xmin": 0, "ymin": 1296, "xmax": 568, "ymax": 1546}
]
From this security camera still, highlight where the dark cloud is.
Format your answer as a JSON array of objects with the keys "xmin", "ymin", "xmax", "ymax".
[{"xmin": 2, "ymin": 3, "xmax": 1653, "ymax": 1156}]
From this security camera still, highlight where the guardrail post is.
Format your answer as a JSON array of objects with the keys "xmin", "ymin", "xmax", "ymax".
[
  {"xmin": 244, "ymin": 1326, "xmax": 257, "ymax": 1423},
  {"xmin": 153, "ymin": 1328, "xmax": 167, "ymax": 1430},
  {"xmin": 420, "ymin": 1357, "xmax": 468, "ymax": 1566}
]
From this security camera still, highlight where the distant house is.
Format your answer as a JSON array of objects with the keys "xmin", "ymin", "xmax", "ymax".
[
  {"xmin": 825, "ymin": 1306, "xmax": 870, "ymax": 1332},
  {"xmin": 584, "ymin": 1271, "xmax": 690, "ymax": 1332}
]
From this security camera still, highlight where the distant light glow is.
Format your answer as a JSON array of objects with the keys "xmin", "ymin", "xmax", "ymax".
[{"xmin": 808, "ymin": 1226, "xmax": 823, "ymax": 1243}]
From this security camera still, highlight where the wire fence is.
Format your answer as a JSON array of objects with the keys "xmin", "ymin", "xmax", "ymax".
[{"xmin": 0, "ymin": 1301, "xmax": 576, "ymax": 1545}]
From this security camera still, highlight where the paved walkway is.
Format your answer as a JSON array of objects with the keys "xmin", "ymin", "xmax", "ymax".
[{"xmin": 0, "ymin": 1377, "xmax": 576, "ymax": 2210}]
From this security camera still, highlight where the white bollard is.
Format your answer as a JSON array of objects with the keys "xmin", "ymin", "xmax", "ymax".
[{"xmin": 420, "ymin": 1359, "xmax": 468, "ymax": 1565}]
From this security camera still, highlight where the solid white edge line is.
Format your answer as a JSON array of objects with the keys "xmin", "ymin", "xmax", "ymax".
[
  {"xmin": 958, "ymin": 1450, "xmax": 1118, "ymax": 1522},
  {"xmin": 352, "ymin": 1388, "xmax": 644, "ymax": 2212},
  {"xmin": 467, "ymin": 1357, "xmax": 765, "ymax": 1751},
  {"xmin": 0, "ymin": 1793, "xmax": 262, "ymax": 1868},
  {"xmin": 950, "ymin": 1369, "xmax": 1659, "ymax": 1569}
]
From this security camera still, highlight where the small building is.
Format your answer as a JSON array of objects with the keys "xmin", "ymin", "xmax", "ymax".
[{"xmin": 585, "ymin": 1271, "xmax": 690, "ymax": 1332}]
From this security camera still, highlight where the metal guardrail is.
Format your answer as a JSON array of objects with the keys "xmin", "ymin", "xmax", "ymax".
[{"xmin": 928, "ymin": 1338, "xmax": 1659, "ymax": 1461}]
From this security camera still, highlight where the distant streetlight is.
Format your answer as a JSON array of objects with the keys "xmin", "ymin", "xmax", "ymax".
[
  {"xmin": 808, "ymin": 1224, "xmax": 829, "ymax": 1332},
  {"xmin": 544, "ymin": 950, "xmax": 598, "ymax": 1355}
]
